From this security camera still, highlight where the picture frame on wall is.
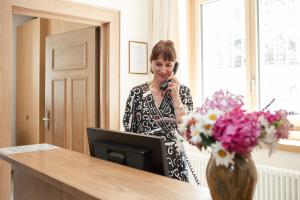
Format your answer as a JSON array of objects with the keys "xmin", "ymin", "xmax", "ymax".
[{"xmin": 129, "ymin": 41, "xmax": 148, "ymax": 74}]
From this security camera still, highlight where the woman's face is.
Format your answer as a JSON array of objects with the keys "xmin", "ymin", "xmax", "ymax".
[{"xmin": 151, "ymin": 56, "xmax": 175, "ymax": 83}]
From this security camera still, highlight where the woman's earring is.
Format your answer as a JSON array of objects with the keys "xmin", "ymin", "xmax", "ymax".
[{"xmin": 150, "ymin": 67, "xmax": 153, "ymax": 74}]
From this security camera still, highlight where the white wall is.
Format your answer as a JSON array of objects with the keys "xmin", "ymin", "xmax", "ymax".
[
  {"xmin": 70, "ymin": 0, "xmax": 151, "ymax": 130},
  {"xmin": 12, "ymin": 15, "xmax": 35, "ymax": 146}
]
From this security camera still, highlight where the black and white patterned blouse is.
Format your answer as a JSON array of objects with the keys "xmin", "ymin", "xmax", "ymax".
[{"xmin": 123, "ymin": 82, "xmax": 193, "ymax": 181}]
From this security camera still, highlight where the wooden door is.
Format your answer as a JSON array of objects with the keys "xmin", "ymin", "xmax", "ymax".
[
  {"xmin": 45, "ymin": 27, "xmax": 99, "ymax": 154},
  {"xmin": 16, "ymin": 18, "xmax": 46, "ymax": 145}
]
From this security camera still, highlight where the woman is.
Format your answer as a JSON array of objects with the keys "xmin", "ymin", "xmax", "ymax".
[{"xmin": 123, "ymin": 40, "xmax": 193, "ymax": 182}]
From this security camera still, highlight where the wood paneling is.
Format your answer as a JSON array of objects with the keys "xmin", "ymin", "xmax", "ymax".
[
  {"xmin": 39, "ymin": 18, "xmax": 47, "ymax": 144},
  {"xmin": 13, "ymin": 166, "xmax": 82, "ymax": 200},
  {"xmin": 52, "ymin": 79, "xmax": 66, "ymax": 148},
  {"xmin": 16, "ymin": 18, "xmax": 44, "ymax": 146},
  {"xmin": 99, "ymin": 24, "xmax": 109, "ymax": 128},
  {"xmin": 108, "ymin": 16, "xmax": 120, "ymax": 129},
  {"xmin": 71, "ymin": 78, "xmax": 86, "ymax": 153},
  {"xmin": 46, "ymin": 27, "xmax": 98, "ymax": 154},
  {"xmin": 16, "ymin": 18, "xmax": 48, "ymax": 145},
  {"xmin": 52, "ymin": 43, "xmax": 87, "ymax": 70},
  {"xmin": 46, "ymin": 19, "xmax": 91, "ymax": 36}
]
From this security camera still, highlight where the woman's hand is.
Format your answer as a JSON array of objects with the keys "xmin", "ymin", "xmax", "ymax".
[
  {"xmin": 166, "ymin": 75, "xmax": 181, "ymax": 102},
  {"xmin": 166, "ymin": 75, "xmax": 187, "ymax": 123}
]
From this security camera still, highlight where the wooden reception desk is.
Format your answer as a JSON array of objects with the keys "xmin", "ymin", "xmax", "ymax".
[{"xmin": 0, "ymin": 144, "xmax": 209, "ymax": 200}]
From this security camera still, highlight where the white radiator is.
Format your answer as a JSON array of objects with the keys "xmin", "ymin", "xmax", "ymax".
[{"xmin": 187, "ymin": 152, "xmax": 300, "ymax": 200}]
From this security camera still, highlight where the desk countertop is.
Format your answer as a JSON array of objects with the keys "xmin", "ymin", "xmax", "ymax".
[{"xmin": 0, "ymin": 145, "xmax": 210, "ymax": 200}]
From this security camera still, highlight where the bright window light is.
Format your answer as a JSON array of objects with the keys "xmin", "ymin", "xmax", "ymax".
[{"xmin": 201, "ymin": 0, "xmax": 246, "ymax": 99}]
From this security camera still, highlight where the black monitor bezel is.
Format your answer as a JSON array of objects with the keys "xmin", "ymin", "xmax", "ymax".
[{"xmin": 87, "ymin": 127, "xmax": 169, "ymax": 176}]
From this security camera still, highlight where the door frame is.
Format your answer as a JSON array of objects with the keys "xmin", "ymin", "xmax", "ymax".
[{"xmin": 0, "ymin": 0, "xmax": 120, "ymax": 198}]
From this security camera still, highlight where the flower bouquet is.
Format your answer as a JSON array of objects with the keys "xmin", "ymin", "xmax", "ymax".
[
  {"xmin": 179, "ymin": 90, "xmax": 292, "ymax": 167},
  {"xmin": 178, "ymin": 90, "xmax": 293, "ymax": 200}
]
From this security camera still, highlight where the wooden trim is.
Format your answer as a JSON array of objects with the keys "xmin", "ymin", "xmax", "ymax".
[
  {"xmin": 39, "ymin": 18, "xmax": 47, "ymax": 143},
  {"xmin": 100, "ymin": 25, "xmax": 109, "ymax": 128},
  {"xmin": 292, "ymin": 126, "xmax": 300, "ymax": 131},
  {"xmin": 0, "ymin": 0, "xmax": 120, "ymax": 198},
  {"xmin": 11, "ymin": 0, "xmax": 119, "ymax": 24},
  {"xmin": 260, "ymin": 132, "xmax": 300, "ymax": 153},
  {"xmin": 259, "ymin": 141, "xmax": 300, "ymax": 154},
  {"xmin": 278, "ymin": 143, "xmax": 300, "ymax": 154},
  {"xmin": 288, "ymin": 131, "xmax": 300, "ymax": 140},
  {"xmin": 108, "ymin": 14, "xmax": 121, "ymax": 129},
  {"xmin": 0, "ymin": 1, "xmax": 12, "ymax": 199},
  {"xmin": 245, "ymin": 0, "xmax": 258, "ymax": 111},
  {"xmin": 194, "ymin": 0, "xmax": 202, "ymax": 107},
  {"xmin": 187, "ymin": 0, "xmax": 199, "ymax": 105}
]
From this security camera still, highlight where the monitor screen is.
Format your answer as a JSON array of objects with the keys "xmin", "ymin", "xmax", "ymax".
[{"xmin": 87, "ymin": 128, "xmax": 168, "ymax": 177}]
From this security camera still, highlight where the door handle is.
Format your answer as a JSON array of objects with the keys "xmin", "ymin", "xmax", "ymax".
[{"xmin": 43, "ymin": 110, "xmax": 50, "ymax": 130}]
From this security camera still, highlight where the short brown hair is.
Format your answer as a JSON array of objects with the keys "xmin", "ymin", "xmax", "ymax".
[{"xmin": 150, "ymin": 40, "xmax": 177, "ymax": 62}]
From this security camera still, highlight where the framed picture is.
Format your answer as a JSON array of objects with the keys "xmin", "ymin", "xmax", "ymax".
[{"xmin": 129, "ymin": 41, "xmax": 148, "ymax": 74}]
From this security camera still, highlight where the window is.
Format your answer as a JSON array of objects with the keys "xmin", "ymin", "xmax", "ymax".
[
  {"xmin": 190, "ymin": 0, "xmax": 300, "ymax": 132},
  {"xmin": 258, "ymin": 0, "xmax": 300, "ymax": 126},
  {"xmin": 201, "ymin": 0, "xmax": 246, "ymax": 100}
]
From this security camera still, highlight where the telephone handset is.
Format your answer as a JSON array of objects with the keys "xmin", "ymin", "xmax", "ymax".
[{"xmin": 160, "ymin": 62, "xmax": 179, "ymax": 90}]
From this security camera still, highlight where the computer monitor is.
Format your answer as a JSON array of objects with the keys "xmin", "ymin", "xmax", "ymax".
[{"xmin": 87, "ymin": 128, "xmax": 169, "ymax": 176}]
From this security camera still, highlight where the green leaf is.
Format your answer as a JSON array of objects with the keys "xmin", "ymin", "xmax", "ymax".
[{"xmin": 200, "ymin": 133, "xmax": 215, "ymax": 148}]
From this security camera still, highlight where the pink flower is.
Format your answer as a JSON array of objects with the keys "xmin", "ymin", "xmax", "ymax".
[
  {"xmin": 256, "ymin": 110, "xmax": 292, "ymax": 140},
  {"xmin": 276, "ymin": 118, "xmax": 291, "ymax": 139},
  {"xmin": 212, "ymin": 107, "xmax": 260, "ymax": 155},
  {"xmin": 275, "ymin": 110, "xmax": 293, "ymax": 139},
  {"xmin": 253, "ymin": 111, "xmax": 279, "ymax": 124},
  {"xmin": 197, "ymin": 90, "xmax": 244, "ymax": 115}
]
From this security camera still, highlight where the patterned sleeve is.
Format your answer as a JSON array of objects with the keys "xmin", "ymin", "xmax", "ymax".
[
  {"xmin": 179, "ymin": 85, "xmax": 194, "ymax": 112},
  {"xmin": 123, "ymin": 89, "xmax": 137, "ymax": 132}
]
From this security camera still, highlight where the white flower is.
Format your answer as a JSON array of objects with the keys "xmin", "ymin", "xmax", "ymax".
[
  {"xmin": 179, "ymin": 112, "xmax": 203, "ymax": 145},
  {"xmin": 200, "ymin": 110, "xmax": 222, "ymax": 137},
  {"xmin": 179, "ymin": 112, "xmax": 202, "ymax": 133},
  {"xmin": 189, "ymin": 118, "xmax": 203, "ymax": 145},
  {"xmin": 264, "ymin": 125, "xmax": 276, "ymax": 143},
  {"xmin": 258, "ymin": 116, "xmax": 276, "ymax": 145},
  {"xmin": 258, "ymin": 116, "xmax": 269, "ymax": 128},
  {"xmin": 190, "ymin": 133, "xmax": 202, "ymax": 145},
  {"xmin": 211, "ymin": 142, "xmax": 235, "ymax": 167},
  {"xmin": 205, "ymin": 109, "xmax": 222, "ymax": 124}
]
